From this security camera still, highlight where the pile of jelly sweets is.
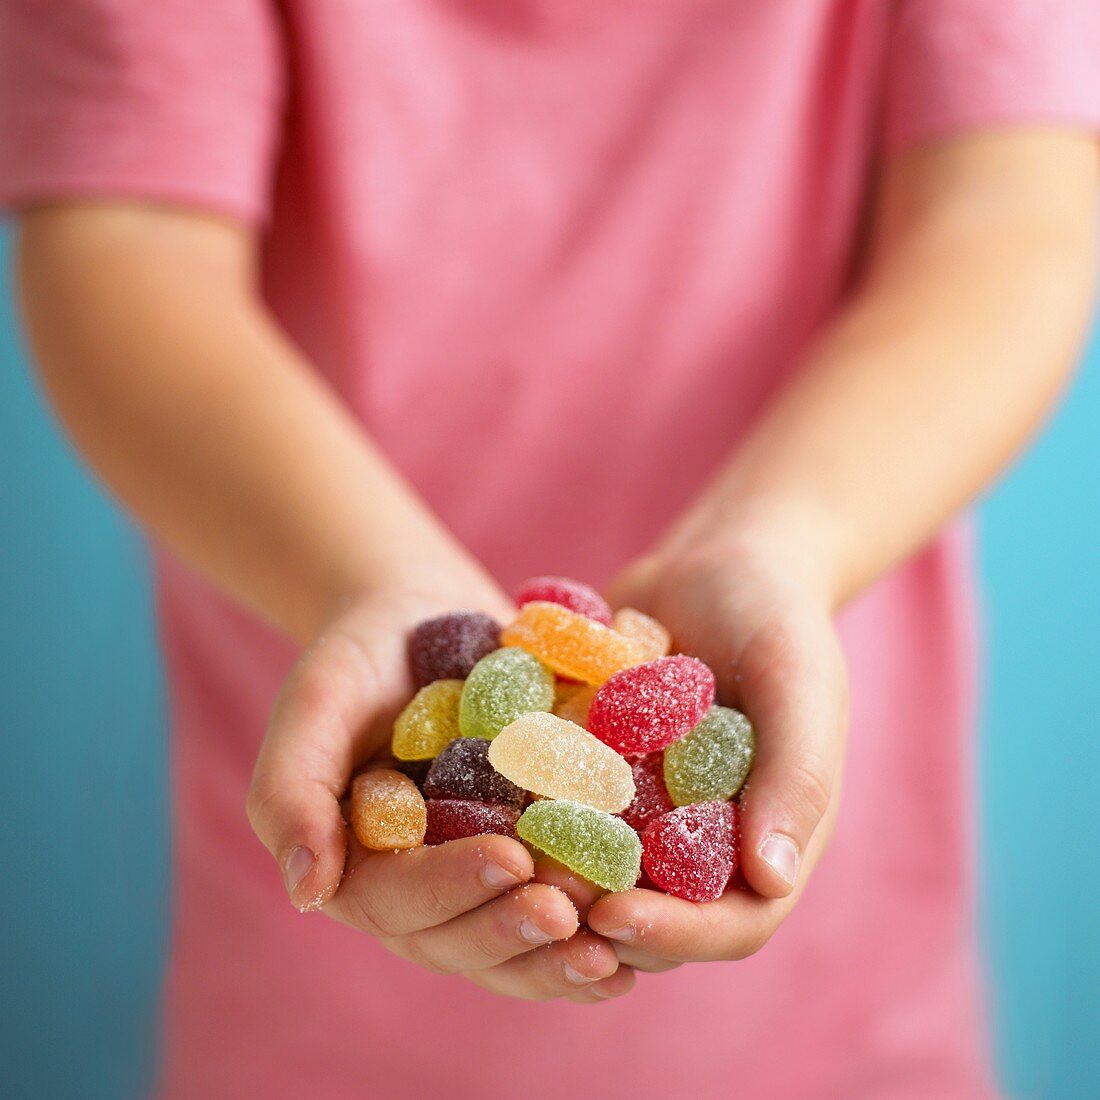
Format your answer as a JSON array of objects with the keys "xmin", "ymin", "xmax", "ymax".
[{"xmin": 349, "ymin": 577, "xmax": 755, "ymax": 902}]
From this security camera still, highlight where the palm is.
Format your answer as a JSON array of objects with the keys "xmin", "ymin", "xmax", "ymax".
[{"xmin": 586, "ymin": 542, "xmax": 849, "ymax": 963}]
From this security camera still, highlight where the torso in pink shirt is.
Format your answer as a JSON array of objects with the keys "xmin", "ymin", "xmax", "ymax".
[
  {"xmin": 6, "ymin": 1, "xmax": 1099, "ymax": 1097},
  {"xmin": 159, "ymin": 5, "xmax": 992, "ymax": 1096}
]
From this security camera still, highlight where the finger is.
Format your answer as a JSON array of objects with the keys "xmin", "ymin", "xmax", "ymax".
[
  {"xmin": 248, "ymin": 628, "xmax": 405, "ymax": 911},
  {"xmin": 732, "ymin": 618, "xmax": 847, "ymax": 899},
  {"xmin": 467, "ymin": 931, "xmax": 620, "ymax": 1001},
  {"xmin": 566, "ymin": 965, "xmax": 638, "ymax": 1004},
  {"xmin": 327, "ymin": 834, "xmax": 534, "ymax": 937},
  {"xmin": 603, "ymin": 555, "xmax": 663, "ymax": 614},
  {"xmin": 388, "ymin": 884, "xmax": 578, "ymax": 975},
  {"xmin": 611, "ymin": 945, "xmax": 683, "ymax": 973},
  {"xmin": 529, "ymin": 863, "xmax": 676, "ymax": 974},
  {"xmin": 531, "ymin": 856, "xmax": 606, "ymax": 922},
  {"xmin": 586, "ymin": 886, "xmax": 781, "ymax": 964}
]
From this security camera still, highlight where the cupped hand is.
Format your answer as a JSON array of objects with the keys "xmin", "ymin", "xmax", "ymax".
[
  {"xmin": 586, "ymin": 532, "xmax": 849, "ymax": 965},
  {"xmin": 246, "ymin": 579, "xmax": 631, "ymax": 1003}
]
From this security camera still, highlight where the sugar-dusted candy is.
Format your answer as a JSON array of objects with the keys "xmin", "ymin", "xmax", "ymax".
[
  {"xmin": 423, "ymin": 737, "xmax": 526, "ymax": 808},
  {"xmin": 611, "ymin": 607, "xmax": 671, "ymax": 662},
  {"xmin": 350, "ymin": 769, "xmax": 426, "ymax": 850},
  {"xmin": 458, "ymin": 646, "xmax": 555, "ymax": 740},
  {"xmin": 642, "ymin": 801, "xmax": 739, "ymax": 901},
  {"xmin": 587, "ymin": 655, "xmax": 715, "ymax": 755},
  {"xmin": 514, "ymin": 575, "xmax": 613, "ymax": 626},
  {"xmin": 517, "ymin": 800, "xmax": 641, "ymax": 892},
  {"xmin": 553, "ymin": 681, "xmax": 598, "ymax": 728},
  {"xmin": 489, "ymin": 712, "xmax": 636, "ymax": 813},
  {"xmin": 664, "ymin": 705, "xmax": 755, "ymax": 805},
  {"xmin": 618, "ymin": 753, "xmax": 675, "ymax": 833},
  {"xmin": 391, "ymin": 679, "xmax": 464, "ymax": 761},
  {"xmin": 501, "ymin": 601, "xmax": 646, "ymax": 685},
  {"xmin": 425, "ymin": 799, "xmax": 520, "ymax": 845},
  {"xmin": 408, "ymin": 611, "xmax": 500, "ymax": 687}
]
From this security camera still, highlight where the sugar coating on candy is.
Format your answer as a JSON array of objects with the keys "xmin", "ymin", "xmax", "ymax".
[
  {"xmin": 425, "ymin": 799, "xmax": 520, "ymax": 845},
  {"xmin": 408, "ymin": 611, "xmax": 500, "ymax": 687},
  {"xmin": 514, "ymin": 576, "xmax": 613, "ymax": 626},
  {"xmin": 587, "ymin": 655, "xmax": 716, "ymax": 755},
  {"xmin": 517, "ymin": 800, "xmax": 641, "ymax": 892},
  {"xmin": 391, "ymin": 679, "xmax": 464, "ymax": 761},
  {"xmin": 664, "ymin": 705, "xmax": 756, "ymax": 805},
  {"xmin": 619, "ymin": 753, "xmax": 675, "ymax": 833},
  {"xmin": 501, "ymin": 601, "xmax": 646, "ymax": 685},
  {"xmin": 611, "ymin": 607, "xmax": 672, "ymax": 662},
  {"xmin": 350, "ymin": 769, "xmax": 427, "ymax": 850},
  {"xmin": 423, "ymin": 737, "xmax": 526, "ymax": 808},
  {"xmin": 642, "ymin": 801, "xmax": 739, "ymax": 901},
  {"xmin": 459, "ymin": 647, "xmax": 555, "ymax": 740},
  {"xmin": 489, "ymin": 712, "xmax": 636, "ymax": 813},
  {"xmin": 553, "ymin": 682, "xmax": 598, "ymax": 728}
]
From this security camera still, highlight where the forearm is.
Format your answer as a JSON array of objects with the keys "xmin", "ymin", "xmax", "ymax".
[
  {"xmin": 17, "ymin": 204, "xmax": 491, "ymax": 642},
  {"xmin": 660, "ymin": 132, "xmax": 1099, "ymax": 608}
]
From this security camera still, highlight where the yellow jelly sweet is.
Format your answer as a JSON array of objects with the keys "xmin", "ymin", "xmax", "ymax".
[
  {"xmin": 488, "ymin": 711, "xmax": 635, "ymax": 813},
  {"xmin": 391, "ymin": 679, "xmax": 464, "ymax": 760},
  {"xmin": 350, "ymin": 769, "xmax": 427, "ymax": 850},
  {"xmin": 501, "ymin": 601, "xmax": 646, "ymax": 685}
]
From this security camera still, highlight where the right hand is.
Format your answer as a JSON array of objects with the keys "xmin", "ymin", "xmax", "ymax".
[{"xmin": 246, "ymin": 577, "xmax": 634, "ymax": 1004}]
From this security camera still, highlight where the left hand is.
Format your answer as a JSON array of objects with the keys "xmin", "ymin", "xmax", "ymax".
[{"xmin": 577, "ymin": 530, "xmax": 850, "ymax": 969}]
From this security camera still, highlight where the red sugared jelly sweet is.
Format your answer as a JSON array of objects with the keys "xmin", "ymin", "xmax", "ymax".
[
  {"xmin": 618, "ymin": 753, "xmax": 675, "ymax": 834},
  {"xmin": 425, "ymin": 799, "xmax": 521, "ymax": 845},
  {"xmin": 587, "ymin": 655, "xmax": 716, "ymax": 755},
  {"xmin": 408, "ymin": 612, "xmax": 501, "ymax": 687},
  {"xmin": 423, "ymin": 737, "xmax": 526, "ymax": 808},
  {"xmin": 642, "ymin": 801, "xmax": 739, "ymax": 902},
  {"xmin": 513, "ymin": 576, "xmax": 613, "ymax": 626}
]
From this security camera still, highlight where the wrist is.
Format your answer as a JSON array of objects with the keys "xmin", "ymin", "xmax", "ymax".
[
  {"xmin": 313, "ymin": 550, "xmax": 513, "ymax": 644},
  {"xmin": 654, "ymin": 494, "xmax": 848, "ymax": 611}
]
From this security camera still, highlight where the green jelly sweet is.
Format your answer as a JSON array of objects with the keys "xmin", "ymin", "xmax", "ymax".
[
  {"xmin": 517, "ymin": 799, "xmax": 642, "ymax": 892},
  {"xmin": 664, "ymin": 705, "xmax": 755, "ymax": 806},
  {"xmin": 458, "ymin": 647, "xmax": 555, "ymax": 741}
]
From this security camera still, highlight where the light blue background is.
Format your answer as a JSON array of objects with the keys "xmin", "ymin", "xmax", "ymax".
[{"xmin": 1, "ymin": 225, "xmax": 1096, "ymax": 1099}]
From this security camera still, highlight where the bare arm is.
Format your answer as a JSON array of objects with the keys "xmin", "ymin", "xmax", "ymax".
[
  {"xmin": 660, "ymin": 131, "xmax": 1099, "ymax": 607},
  {"xmin": 17, "ymin": 204, "xmax": 494, "ymax": 643},
  {"xmin": 16, "ymin": 202, "xmax": 629, "ymax": 1003},
  {"xmin": 590, "ymin": 130, "xmax": 1099, "ymax": 962}
]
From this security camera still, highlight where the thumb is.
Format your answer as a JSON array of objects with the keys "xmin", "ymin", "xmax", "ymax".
[
  {"xmin": 247, "ymin": 626, "xmax": 403, "ymax": 912},
  {"xmin": 734, "ymin": 620, "xmax": 848, "ymax": 900}
]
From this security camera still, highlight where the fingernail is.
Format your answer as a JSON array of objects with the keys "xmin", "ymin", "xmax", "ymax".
[
  {"xmin": 601, "ymin": 924, "xmax": 635, "ymax": 943},
  {"xmin": 481, "ymin": 860, "xmax": 523, "ymax": 890},
  {"xmin": 518, "ymin": 918, "xmax": 553, "ymax": 946},
  {"xmin": 563, "ymin": 962, "xmax": 594, "ymax": 986},
  {"xmin": 759, "ymin": 833, "xmax": 800, "ymax": 888},
  {"xmin": 284, "ymin": 846, "xmax": 315, "ymax": 898}
]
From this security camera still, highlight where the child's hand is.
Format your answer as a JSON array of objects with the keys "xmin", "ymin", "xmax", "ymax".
[
  {"xmin": 246, "ymin": 584, "xmax": 632, "ymax": 1003},
  {"xmin": 583, "ymin": 533, "xmax": 849, "ymax": 967}
]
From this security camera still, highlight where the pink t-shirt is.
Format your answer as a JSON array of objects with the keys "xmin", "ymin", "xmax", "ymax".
[{"xmin": 3, "ymin": 2, "xmax": 1098, "ymax": 1097}]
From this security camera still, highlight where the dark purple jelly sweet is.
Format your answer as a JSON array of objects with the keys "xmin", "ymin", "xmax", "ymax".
[
  {"xmin": 408, "ymin": 611, "xmax": 501, "ymax": 687},
  {"xmin": 423, "ymin": 737, "xmax": 526, "ymax": 809}
]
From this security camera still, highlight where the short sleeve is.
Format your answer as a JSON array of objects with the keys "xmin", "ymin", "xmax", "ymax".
[
  {"xmin": 0, "ymin": 0, "xmax": 285, "ymax": 224},
  {"xmin": 885, "ymin": 0, "xmax": 1100, "ymax": 154}
]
